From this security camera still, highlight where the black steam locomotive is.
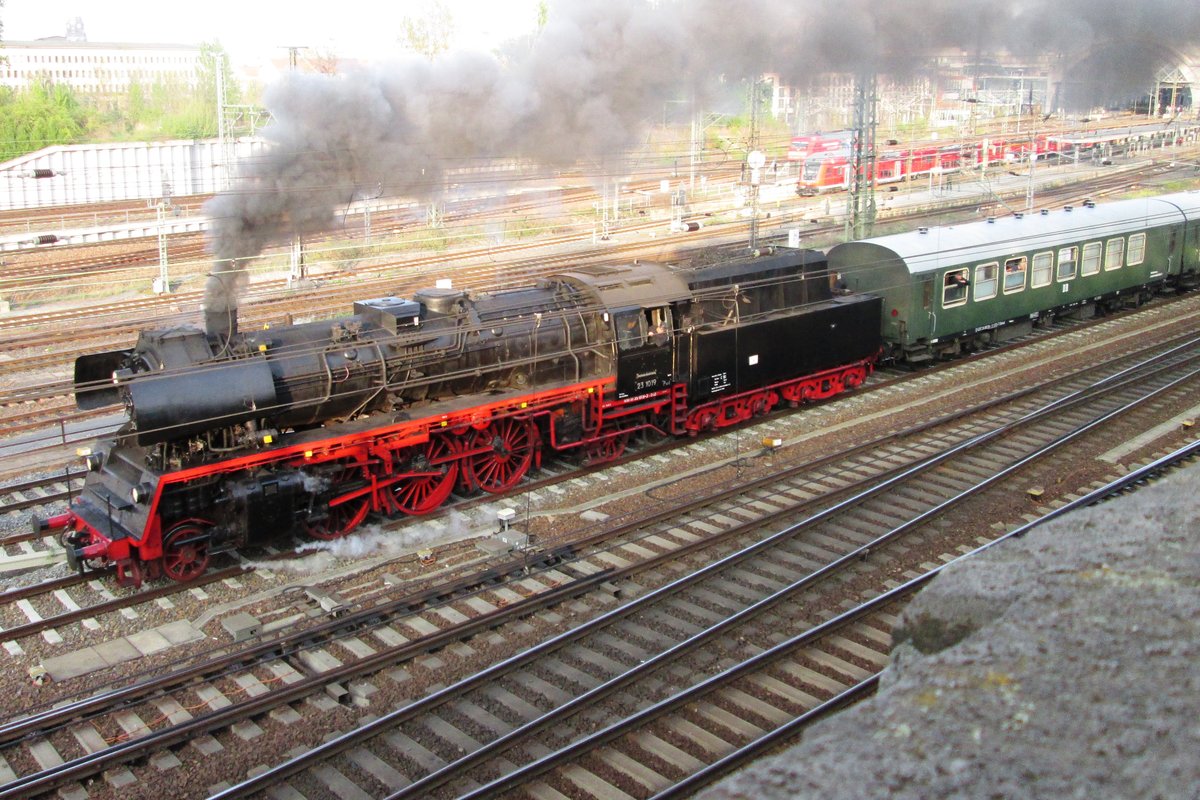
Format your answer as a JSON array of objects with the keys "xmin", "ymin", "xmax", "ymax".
[{"xmin": 45, "ymin": 249, "xmax": 881, "ymax": 585}]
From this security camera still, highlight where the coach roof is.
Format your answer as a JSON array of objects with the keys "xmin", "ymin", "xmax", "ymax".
[{"xmin": 829, "ymin": 190, "xmax": 1200, "ymax": 276}]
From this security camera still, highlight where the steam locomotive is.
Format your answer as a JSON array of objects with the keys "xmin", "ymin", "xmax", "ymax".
[{"xmin": 43, "ymin": 251, "xmax": 880, "ymax": 585}]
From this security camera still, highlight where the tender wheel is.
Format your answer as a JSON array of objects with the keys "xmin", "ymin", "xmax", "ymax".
[
  {"xmin": 585, "ymin": 431, "xmax": 630, "ymax": 465},
  {"xmin": 641, "ymin": 410, "xmax": 673, "ymax": 442},
  {"xmin": 305, "ymin": 464, "xmax": 371, "ymax": 540},
  {"xmin": 466, "ymin": 418, "xmax": 536, "ymax": 493},
  {"xmin": 161, "ymin": 523, "xmax": 210, "ymax": 582},
  {"xmin": 390, "ymin": 437, "xmax": 458, "ymax": 515}
]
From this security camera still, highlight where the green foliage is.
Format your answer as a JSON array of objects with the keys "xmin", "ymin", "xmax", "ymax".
[
  {"xmin": 398, "ymin": 0, "xmax": 455, "ymax": 58},
  {"xmin": 0, "ymin": 79, "xmax": 87, "ymax": 161}
]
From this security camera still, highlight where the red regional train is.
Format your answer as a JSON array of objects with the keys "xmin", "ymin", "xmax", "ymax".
[
  {"xmin": 785, "ymin": 130, "xmax": 855, "ymax": 162},
  {"xmin": 791, "ymin": 121, "xmax": 1200, "ymax": 195},
  {"xmin": 795, "ymin": 136, "xmax": 1053, "ymax": 195}
]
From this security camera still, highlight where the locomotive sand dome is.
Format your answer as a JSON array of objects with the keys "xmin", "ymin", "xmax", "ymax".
[{"xmin": 45, "ymin": 251, "xmax": 882, "ymax": 586}]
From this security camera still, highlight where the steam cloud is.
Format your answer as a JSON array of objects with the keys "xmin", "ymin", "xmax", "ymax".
[
  {"xmin": 245, "ymin": 508, "xmax": 494, "ymax": 575},
  {"xmin": 204, "ymin": 0, "xmax": 1200, "ymax": 272}
]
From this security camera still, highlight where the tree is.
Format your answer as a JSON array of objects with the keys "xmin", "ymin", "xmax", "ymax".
[
  {"xmin": 398, "ymin": 0, "xmax": 455, "ymax": 59},
  {"xmin": 0, "ymin": 79, "xmax": 86, "ymax": 160},
  {"xmin": 198, "ymin": 41, "xmax": 238, "ymax": 107},
  {"xmin": 303, "ymin": 47, "xmax": 342, "ymax": 75}
]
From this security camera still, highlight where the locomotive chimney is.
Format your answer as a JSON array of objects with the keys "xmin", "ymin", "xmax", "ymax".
[
  {"xmin": 204, "ymin": 302, "xmax": 238, "ymax": 340},
  {"xmin": 202, "ymin": 261, "xmax": 244, "ymax": 341}
]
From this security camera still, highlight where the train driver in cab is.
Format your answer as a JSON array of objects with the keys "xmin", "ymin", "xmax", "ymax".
[{"xmin": 649, "ymin": 316, "xmax": 670, "ymax": 345}]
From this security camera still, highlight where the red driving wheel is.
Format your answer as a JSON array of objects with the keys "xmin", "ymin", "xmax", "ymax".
[
  {"xmin": 390, "ymin": 436, "xmax": 459, "ymax": 515},
  {"xmin": 304, "ymin": 464, "xmax": 371, "ymax": 540},
  {"xmin": 161, "ymin": 523, "xmax": 211, "ymax": 582},
  {"xmin": 466, "ymin": 418, "xmax": 536, "ymax": 493}
]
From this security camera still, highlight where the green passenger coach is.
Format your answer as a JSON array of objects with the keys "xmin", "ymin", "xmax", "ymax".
[{"xmin": 828, "ymin": 191, "xmax": 1200, "ymax": 363}]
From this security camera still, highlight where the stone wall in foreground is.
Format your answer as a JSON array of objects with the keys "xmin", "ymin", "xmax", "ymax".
[{"xmin": 701, "ymin": 464, "xmax": 1200, "ymax": 800}]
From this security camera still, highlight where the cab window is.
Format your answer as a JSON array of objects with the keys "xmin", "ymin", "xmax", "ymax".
[
  {"xmin": 1031, "ymin": 252, "xmax": 1053, "ymax": 287},
  {"xmin": 1081, "ymin": 242, "xmax": 1102, "ymax": 276},
  {"xmin": 973, "ymin": 263, "xmax": 998, "ymax": 301},
  {"xmin": 614, "ymin": 312, "xmax": 644, "ymax": 352},
  {"xmin": 1127, "ymin": 233, "xmax": 1147, "ymax": 266},
  {"xmin": 646, "ymin": 308, "xmax": 672, "ymax": 345},
  {"xmin": 942, "ymin": 269, "xmax": 969, "ymax": 307},
  {"xmin": 1057, "ymin": 246, "xmax": 1078, "ymax": 281},
  {"xmin": 1105, "ymin": 238, "xmax": 1125, "ymax": 271},
  {"xmin": 1003, "ymin": 256, "xmax": 1027, "ymax": 293}
]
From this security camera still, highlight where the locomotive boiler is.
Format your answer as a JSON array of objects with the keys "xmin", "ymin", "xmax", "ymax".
[{"xmin": 44, "ymin": 250, "xmax": 883, "ymax": 586}]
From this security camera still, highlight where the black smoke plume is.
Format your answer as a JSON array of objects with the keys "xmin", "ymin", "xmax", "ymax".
[{"xmin": 203, "ymin": 0, "xmax": 1200, "ymax": 283}]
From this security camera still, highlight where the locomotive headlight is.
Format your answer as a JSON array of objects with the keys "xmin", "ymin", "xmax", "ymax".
[
  {"xmin": 85, "ymin": 453, "xmax": 103, "ymax": 472},
  {"xmin": 131, "ymin": 483, "xmax": 154, "ymax": 504}
]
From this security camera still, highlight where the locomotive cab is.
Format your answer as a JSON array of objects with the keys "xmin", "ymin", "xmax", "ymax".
[
  {"xmin": 613, "ymin": 306, "xmax": 675, "ymax": 399},
  {"xmin": 553, "ymin": 262, "xmax": 693, "ymax": 402}
]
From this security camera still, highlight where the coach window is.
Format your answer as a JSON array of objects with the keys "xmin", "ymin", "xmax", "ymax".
[
  {"xmin": 1057, "ymin": 246, "xmax": 1078, "ymax": 281},
  {"xmin": 1105, "ymin": 237, "xmax": 1125, "ymax": 271},
  {"xmin": 1081, "ymin": 242, "xmax": 1102, "ymax": 276},
  {"xmin": 1031, "ymin": 251, "xmax": 1053, "ymax": 287},
  {"xmin": 1003, "ymin": 256, "xmax": 1027, "ymax": 293},
  {"xmin": 974, "ymin": 263, "xmax": 998, "ymax": 301},
  {"xmin": 1127, "ymin": 233, "xmax": 1147, "ymax": 266},
  {"xmin": 942, "ymin": 269, "xmax": 969, "ymax": 307}
]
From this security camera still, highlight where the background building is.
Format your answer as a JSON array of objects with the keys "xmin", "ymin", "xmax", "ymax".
[{"xmin": 0, "ymin": 17, "xmax": 201, "ymax": 104}]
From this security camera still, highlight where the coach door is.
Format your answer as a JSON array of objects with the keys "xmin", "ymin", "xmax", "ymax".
[
  {"xmin": 613, "ymin": 307, "xmax": 674, "ymax": 399},
  {"xmin": 1165, "ymin": 228, "xmax": 1178, "ymax": 278},
  {"xmin": 919, "ymin": 276, "xmax": 934, "ymax": 342}
]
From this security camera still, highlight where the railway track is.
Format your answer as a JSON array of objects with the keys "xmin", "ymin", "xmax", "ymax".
[
  {"xmin": 0, "ymin": 566, "xmax": 251, "ymax": 646},
  {"xmin": 506, "ymin": 438, "xmax": 1200, "ymax": 800},
  {"xmin": 0, "ymin": 470, "xmax": 82, "ymax": 576},
  {"xmin": 1, "ymin": 315, "xmax": 1196, "ymax": 799},
  {"xmin": 203, "ymin": 328, "xmax": 1200, "ymax": 800}
]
